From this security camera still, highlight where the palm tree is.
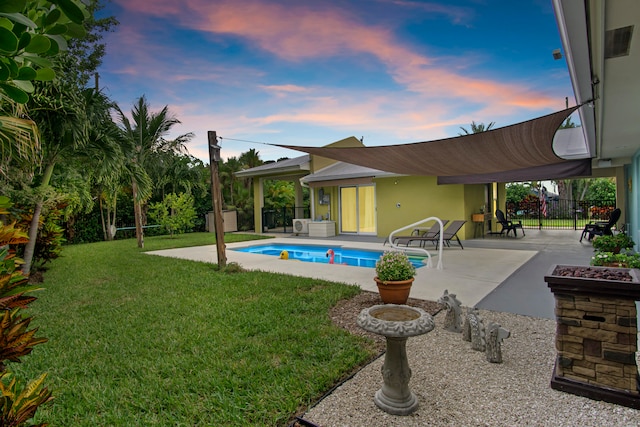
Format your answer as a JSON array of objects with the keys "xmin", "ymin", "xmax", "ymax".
[
  {"xmin": 239, "ymin": 148, "xmax": 262, "ymax": 169},
  {"xmin": 458, "ymin": 121, "xmax": 496, "ymax": 135},
  {"xmin": 116, "ymin": 95, "xmax": 193, "ymax": 248},
  {"xmin": 0, "ymin": 115, "xmax": 41, "ymax": 178},
  {"xmin": 20, "ymin": 81, "xmax": 87, "ymax": 273},
  {"xmin": 147, "ymin": 151, "xmax": 205, "ymax": 200},
  {"xmin": 219, "ymin": 156, "xmax": 243, "ymax": 206},
  {"xmin": 77, "ymin": 89, "xmax": 126, "ymax": 241}
]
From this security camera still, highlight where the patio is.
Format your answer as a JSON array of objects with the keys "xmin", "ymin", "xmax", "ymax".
[{"xmin": 148, "ymin": 228, "xmax": 594, "ymax": 319}]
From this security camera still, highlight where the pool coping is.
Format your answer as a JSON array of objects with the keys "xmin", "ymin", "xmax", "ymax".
[
  {"xmin": 146, "ymin": 237, "xmax": 537, "ymax": 306},
  {"xmin": 231, "ymin": 241, "xmax": 429, "ymax": 268}
]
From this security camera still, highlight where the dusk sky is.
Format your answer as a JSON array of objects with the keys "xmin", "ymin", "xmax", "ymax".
[{"xmin": 97, "ymin": 0, "xmax": 574, "ymax": 163}]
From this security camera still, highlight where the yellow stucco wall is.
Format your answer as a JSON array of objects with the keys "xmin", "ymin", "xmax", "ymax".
[
  {"xmin": 312, "ymin": 186, "xmax": 337, "ymax": 221},
  {"xmin": 310, "ymin": 137, "xmax": 364, "ymax": 172},
  {"xmin": 374, "ymin": 176, "xmax": 484, "ymax": 239}
]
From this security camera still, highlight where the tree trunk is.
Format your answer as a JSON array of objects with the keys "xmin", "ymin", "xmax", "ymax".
[
  {"xmin": 22, "ymin": 162, "xmax": 55, "ymax": 274},
  {"xmin": 21, "ymin": 199, "xmax": 43, "ymax": 275},
  {"xmin": 557, "ymin": 180, "xmax": 572, "ymax": 202},
  {"xmin": 109, "ymin": 197, "xmax": 117, "ymax": 241},
  {"xmin": 99, "ymin": 194, "xmax": 107, "ymax": 241},
  {"xmin": 132, "ymin": 180, "xmax": 144, "ymax": 248}
]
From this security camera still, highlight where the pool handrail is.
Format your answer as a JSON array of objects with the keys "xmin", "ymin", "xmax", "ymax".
[{"xmin": 387, "ymin": 217, "xmax": 444, "ymax": 269}]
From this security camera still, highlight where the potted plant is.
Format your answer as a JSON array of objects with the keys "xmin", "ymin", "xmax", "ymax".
[
  {"xmin": 591, "ymin": 251, "xmax": 640, "ymax": 268},
  {"xmin": 374, "ymin": 251, "xmax": 416, "ymax": 304},
  {"xmin": 591, "ymin": 234, "xmax": 635, "ymax": 254}
]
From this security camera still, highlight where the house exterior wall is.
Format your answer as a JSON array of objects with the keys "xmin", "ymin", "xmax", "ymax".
[
  {"xmin": 464, "ymin": 183, "xmax": 489, "ymax": 234},
  {"xmin": 310, "ymin": 137, "xmax": 364, "ymax": 173},
  {"xmin": 312, "ymin": 186, "xmax": 336, "ymax": 221},
  {"xmin": 374, "ymin": 176, "xmax": 483, "ymax": 239}
]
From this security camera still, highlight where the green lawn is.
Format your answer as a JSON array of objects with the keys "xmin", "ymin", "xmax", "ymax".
[{"xmin": 13, "ymin": 233, "xmax": 375, "ymax": 426}]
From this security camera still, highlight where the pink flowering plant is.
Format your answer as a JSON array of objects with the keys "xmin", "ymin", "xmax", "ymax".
[{"xmin": 375, "ymin": 251, "xmax": 416, "ymax": 283}]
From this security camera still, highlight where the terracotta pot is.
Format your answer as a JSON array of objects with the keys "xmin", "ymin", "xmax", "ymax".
[{"xmin": 374, "ymin": 277, "xmax": 414, "ymax": 304}]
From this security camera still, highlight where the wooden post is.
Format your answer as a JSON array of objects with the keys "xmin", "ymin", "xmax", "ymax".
[{"xmin": 208, "ymin": 131, "xmax": 227, "ymax": 269}]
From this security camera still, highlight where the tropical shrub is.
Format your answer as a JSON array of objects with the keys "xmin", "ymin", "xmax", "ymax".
[
  {"xmin": 149, "ymin": 192, "xmax": 197, "ymax": 237},
  {"xmin": 590, "ymin": 205, "xmax": 615, "ymax": 220},
  {"xmin": 591, "ymin": 251, "xmax": 640, "ymax": 268},
  {"xmin": 592, "ymin": 234, "xmax": 635, "ymax": 254},
  {"xmin": 0, "ymin": 196, "xmax": 51, "ymax": 426}
]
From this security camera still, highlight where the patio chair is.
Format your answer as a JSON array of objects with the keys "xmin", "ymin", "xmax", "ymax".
[
  {"xmin": 412, "ymin": 220, "xmax": 467, "ymax": 249},
  {"xmin": 387, "ymin": 220, "xmax": 449, "ymax": 247},
  {"xmin": 580, "ymin": 208, "xmax": 621, "ymax": 242},
  {"xmin": 495, "ymin": 209, "xmax": 525, "ymax": 237}
]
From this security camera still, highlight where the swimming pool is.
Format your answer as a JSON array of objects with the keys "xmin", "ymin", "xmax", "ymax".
[{"xmin": 232, "ymin": 243, "xmax": 427, "ymax": 269}]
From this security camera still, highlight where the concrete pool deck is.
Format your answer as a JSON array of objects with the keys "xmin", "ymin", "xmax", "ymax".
[{"xmin": 146, "ymin": 237, "xmax": 537, "ymax": 307}]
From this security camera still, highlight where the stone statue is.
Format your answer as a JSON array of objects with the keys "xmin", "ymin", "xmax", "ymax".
[
  {"xmin": 437, "ymin": 289, "xmax": 463, "ymax": 332},
  {"xmin": 462, "ymin": 307, "xmax": 476, "ymax": 342},
  {"xmin": 485, "ymin": 322, "xmax": 510, "ymax": 363},
  {"xmin": 465, "ymin": 309, "xmax": 485, "ymax": 352}
]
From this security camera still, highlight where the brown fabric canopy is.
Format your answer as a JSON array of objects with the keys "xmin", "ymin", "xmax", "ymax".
[
  {"xmin": 276, "ymin": 106, "xmax": 587, "ymax": 179},
  {"xmin": 437, "ymin": 158, "xmax": 591, "ymax": 184}
]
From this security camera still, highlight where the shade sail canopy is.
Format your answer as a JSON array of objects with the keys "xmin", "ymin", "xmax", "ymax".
[
  {"xmin": 275, "ymin": 106, "xmax": 587, "ymax": 179},
  {"xmin": 437, "ymin": 158, "xmax": 591, "ymax": 184}
]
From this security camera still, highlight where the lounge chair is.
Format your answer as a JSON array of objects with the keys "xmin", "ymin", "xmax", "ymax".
[
  {"xmin": 580, "ymin": 208, "xmax": 621, "ymax": 242},
  {"xmin": 390, "ymin": 220, "xmax": 449, "ymax": 247},
  {"xmin": 495, "ymin": 209, "xmax": 525, "ymax": 237},
  {"xmin": 402, "ymin": 220, "xmax": 467, "ymax": 249}
]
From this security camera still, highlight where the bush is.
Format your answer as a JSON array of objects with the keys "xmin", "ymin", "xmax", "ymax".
[
  {"xmin": 591, "ymin": 251, "xmax": 640, "ymax": 268},
  {"xmin": 149, "ymin": 193, "xmax": 197, "ymax": 237},
  {"xmin": 375, "ymin": 251, "xmax": 416, "ymax": 282},
  {"xmin": 592, "ymin": 234, "xmax": 635, "ymax": 253},
  {"xmin": 0, "ymin": 197, "xmax": 51, "ymax": 425}
]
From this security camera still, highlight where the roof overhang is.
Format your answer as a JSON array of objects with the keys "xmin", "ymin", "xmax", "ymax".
[
  {"xmin": 301, "ymin": 162, "xmax": 395, "ymax": 186},
  {"xmin": 554, "ymin": 0, "xmax": 640, "ymax": 164},
  {"xmin": 234, "ymin": 155, "xmax": 310, "ymax": 178}
]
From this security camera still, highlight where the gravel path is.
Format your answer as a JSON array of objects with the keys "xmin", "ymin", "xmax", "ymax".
[{"xmin": 301, "ymin": 302, "xmax": 640, "ymax": 427}]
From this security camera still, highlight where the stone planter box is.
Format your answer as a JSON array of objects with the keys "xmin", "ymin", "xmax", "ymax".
[{"xmin": 545, "ymin": 265, "xmax": 640, "ymax": 409}]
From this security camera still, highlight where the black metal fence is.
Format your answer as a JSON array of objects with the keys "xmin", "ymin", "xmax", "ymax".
[
  {"xmin": 261, "ymin": 206, "xmax": 310, "ymax": 233},
  {"xmin": 506, "ymin": 198, "xmax": 617, "ymax": 230}
]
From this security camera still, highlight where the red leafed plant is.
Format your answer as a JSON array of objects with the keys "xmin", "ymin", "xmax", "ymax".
[{"xmin": 0, "ymin": 196, "xmax": 52, "ymax": 426}]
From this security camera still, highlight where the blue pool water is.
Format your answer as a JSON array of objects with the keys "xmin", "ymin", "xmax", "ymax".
[{"xmin": 232, "ymin": 243, "xmax": 426, "ymax": 269}]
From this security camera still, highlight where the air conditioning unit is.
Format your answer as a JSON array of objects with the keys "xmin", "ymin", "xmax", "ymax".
[{"xmin": 293, "ymin": 218, "xmax": 311, "ymax": 234}]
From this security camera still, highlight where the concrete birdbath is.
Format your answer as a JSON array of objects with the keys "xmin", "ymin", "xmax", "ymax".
[{"xmin": 357, "ymin": 304, "xmax": 435, "ymax": 415}]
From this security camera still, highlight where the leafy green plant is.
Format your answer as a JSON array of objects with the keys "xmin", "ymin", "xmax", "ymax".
[
  {"xmin": 8, "ymin": 199, "xmax": 66, "ymax": 270},
  {"xmin": 591, "ymin": 251, "xmax": 640, "ymax": 268},
  {"xmin": 149, "ymin": 192, "xmax": 197, "ymax": 238},
  {"xmin": 0, "ymin": 0, "xmax": 88, "ymax": 103},
  {"xmin": 375, "ymin": 251, "xmax": 416, "ymax": 282},
  {"xmin": 32, "ymin": 214, "xmax": 65, "ymax": 268},
  {"xmin": 592, "ymin": 234, "xmax": 635, "ymax": 254}
]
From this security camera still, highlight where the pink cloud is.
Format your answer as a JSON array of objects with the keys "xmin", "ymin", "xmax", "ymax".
[{"xmin": 113, "ymin": 0, "xmax": 557, "ymax": 112}]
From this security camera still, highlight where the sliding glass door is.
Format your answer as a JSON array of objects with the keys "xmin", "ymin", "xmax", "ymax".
[{"xmin": 339, "ymin": 185, "xmax": 376, "ymax": 234}]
